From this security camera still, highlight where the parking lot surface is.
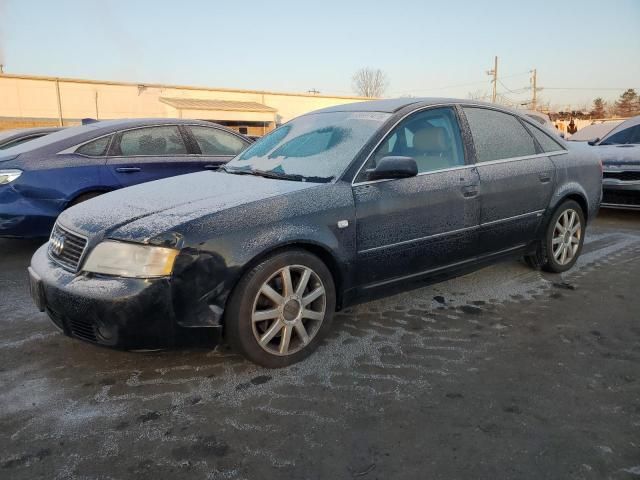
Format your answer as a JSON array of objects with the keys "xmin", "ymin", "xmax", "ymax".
[{"xmin": 1, "ymin": 211, "xmax": 639, "ymax": 479}]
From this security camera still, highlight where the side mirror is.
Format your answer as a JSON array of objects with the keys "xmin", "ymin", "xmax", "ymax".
[
  {"xmin": 587, "ymin": 138, "xmax": 600, "ymax": 146},
  {"xmin": 367, "ymin": 156, "xmax": 418, "ymax": 181}
]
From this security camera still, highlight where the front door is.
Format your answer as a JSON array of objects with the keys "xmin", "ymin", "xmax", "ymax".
[{"xmin": 352, "ymin": 107, "xmax": 481, "ymax": 288}]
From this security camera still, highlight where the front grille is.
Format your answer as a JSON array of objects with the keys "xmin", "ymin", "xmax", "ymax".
[
  {"xmin": 48, "ymin": 223, "xmax": 88, "ymax": 272},
  {"xmin": 602, "ymin": 190, "xmax": 640, "ymax": 207},
  {"xmin": 603, "ymin": 171, "xmax": 640, "ymax": 182}
]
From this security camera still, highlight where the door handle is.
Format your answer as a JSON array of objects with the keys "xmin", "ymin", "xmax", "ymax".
[
  {"xmin": 203, "ymin": 164, "xmax": 220, "ymax": 170},
  {"xmin": 462, "ymin": 185, "xmax": 478, "ymax": 198},
  {"xmin": 539, "ymin": 173, "xmax": 551, "ymax": 183},
  {"xmin": 115, "ymin": 167, "xmax": 141, "ymax": 173}
]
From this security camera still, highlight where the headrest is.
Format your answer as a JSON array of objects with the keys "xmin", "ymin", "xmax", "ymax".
[{"xmin": 413, "ymin": 127, "xmax": 447, "ymax": 152}]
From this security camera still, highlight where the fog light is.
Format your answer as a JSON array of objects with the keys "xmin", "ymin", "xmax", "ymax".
[{"xmin": 96, "ymin": 321, "xmax": 114, "ymax": 341}]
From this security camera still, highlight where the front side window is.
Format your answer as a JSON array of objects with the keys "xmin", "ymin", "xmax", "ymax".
[
  {"xmin": 226, "ymin": 111, "xmax": 390, "ymax": 182},
  {"xmin": 464, "ymin": 107, "xmax": 537, "ymax": 162},
  {"xmin": 357, "ymin": 107, "xmax": 465, "ymax": 181},
  {"xmin": 189, "ymin": 126, "xmax": 247, "ymax": 155},
  {"xmin": 76, "ymin": 135, "xmax": 111, "ymax": 156},
  {"xmin": 600, "ymin": 125, "xmax": 640, "ymax": 145},
  {"xmin": 117, "ymin": 126, "xmax": 188, "ymax": 156}
]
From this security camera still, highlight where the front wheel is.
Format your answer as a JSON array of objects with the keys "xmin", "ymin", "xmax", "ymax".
[
  {"xmin": 525, "ymin": 200, "xmax": 586, "ymax": 273},
  {"xmin": 225, "ymin": 249, "xmax": 336, "ymax": 368}
]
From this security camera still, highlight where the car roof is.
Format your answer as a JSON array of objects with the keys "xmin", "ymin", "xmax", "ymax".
[
  {"xmin": 600, "ymin": 115, "xmax": 640, "ymax": 142},
  {"xmin": 568, "ymin": 121, "xmax": 623, "ymax": 142},
  {"xmin": 310, "ymin": 97, "xmax": 514, "ymax": 114}
]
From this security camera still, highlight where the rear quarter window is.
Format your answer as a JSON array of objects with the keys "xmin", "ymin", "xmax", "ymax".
[
  {"xmin": 525, "ymin": 123, "xmax": 565, "ymax": 152},
  {"xmin": 75, "ymin": 135, "xmax": 111, "ymax": 156}
]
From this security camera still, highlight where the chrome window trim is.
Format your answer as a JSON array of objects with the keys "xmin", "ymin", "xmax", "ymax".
[
  {"xmin": 353, "ymin": 163, "xmax": 472, "ymax": 187},
  {"xmin": 351, "ymin": 102, "xmax": 567, "ymax": 187},
  {"xmin": 58, "ymin": 123, "xmax": 248, "ymax": 158},
  {"xmin": 357, "ymin": 209, "xmax": 545, "ymax": 255}
]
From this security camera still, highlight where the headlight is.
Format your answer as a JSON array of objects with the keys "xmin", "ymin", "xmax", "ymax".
[
  {"xmin": 0, "ymin": 169, "xmax": 22, "ymax": 185},
  {"xmin": 83, "ymin": 241, "xmax": 178, "ymax": 278}
]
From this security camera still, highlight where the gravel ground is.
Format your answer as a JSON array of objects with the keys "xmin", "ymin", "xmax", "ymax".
[{"xmin": 1, "ymin": 210, "xmax": 639, "ymax": 480}]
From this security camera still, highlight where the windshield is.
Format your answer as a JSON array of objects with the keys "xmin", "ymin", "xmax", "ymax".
[{"xmin": 224, "ymin": 111, "xmax": 390, "ymax": 182}]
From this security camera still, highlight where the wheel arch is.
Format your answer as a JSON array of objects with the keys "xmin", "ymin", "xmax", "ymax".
[
  {"xmin": 64, "ymin": 187, "xmax": 113, "ymax": 209},
  {"xmin": 230, "ymin": 240, "xmax": 347, "ymax": 312},
  {"xmin": 549, "ymin": 183, "xmax": 591, "ymax": 222}
]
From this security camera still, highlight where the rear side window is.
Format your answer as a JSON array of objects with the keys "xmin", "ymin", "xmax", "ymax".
[
  {"xmin": 76, "ymin": 135, "xmax": 111, "ymax": 156},
  {"xmin": 117, "ymin": 126, "xmax": 188, "ymax": 156},
  {"xmin": 526, "ymin": 123, "xmax": 565, "ymax": 152},
  {"xmin": 189, "ymin": 126, "xmax": 247, "ymax": 155},
  {"xmin": 601, "ymin": 125, "xmax": 640, "ymax": 145},
  {"xmin": 464, "ymin": 107, "xmax": 537, "ymax": 162}
]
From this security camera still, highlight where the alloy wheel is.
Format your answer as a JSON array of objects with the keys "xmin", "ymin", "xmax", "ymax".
[
  {"xmin": 251, "ymin": 265, "xmax": 326, "ymax": 356},
  {"xmin": 552, "ymin": 209, "xmax": 581, "ymax": 265}
]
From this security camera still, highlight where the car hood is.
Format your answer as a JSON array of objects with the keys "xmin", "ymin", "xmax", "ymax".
[
  {"xmin": 58, "ymin": 171, "xmax": 321, "ymax": 241},
  {"xmin": 597, "ymin": 145, "xmax": 640, "ymax": 167}
]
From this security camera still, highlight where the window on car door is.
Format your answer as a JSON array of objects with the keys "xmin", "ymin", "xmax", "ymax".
[
  {"xmin": 464, "ymin": 107, "xmax": 537, "ymax": 162},
  {"xmin": 356, "ymin": 107, "xmax": 465, "ymax": 182},
  {"xmin": 189, "ymin": 126, "xmax": 247, "ymax": 156},
  {"xmin": 116, "ymin": 126, "xmax": 188, "ymax": 156}
]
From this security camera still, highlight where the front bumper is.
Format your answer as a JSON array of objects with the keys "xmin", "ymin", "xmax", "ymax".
[
  {"xmin": 28, "ymin": 244, "xmax": 222, "ymax": 350},
  {"xmin": 601, "ymin": 180, "xmax": 640, "ymax": 210}
]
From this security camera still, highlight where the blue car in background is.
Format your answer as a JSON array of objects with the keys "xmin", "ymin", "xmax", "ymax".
[
  {"xmin": 0, "ymin": 127, "xmax": 64, "ymax": 150},
  {"xmin": 0, "ymin": 119, "xmax": 251, "ymax": 238}
]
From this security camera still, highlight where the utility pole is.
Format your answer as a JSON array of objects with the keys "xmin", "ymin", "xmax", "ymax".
[
  {"xmin": 531, "ymin": 69, "xmax": 537, "ymax": 110},
  {"xmin": 529, "ymin": 69, "xmax": 543, "ymax": 111},
  {"xmin": 486, "ymin": 56, "xmax": 498, "ymax": 103}
]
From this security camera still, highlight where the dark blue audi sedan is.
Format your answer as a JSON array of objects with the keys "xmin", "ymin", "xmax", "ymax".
[{"xmin": 0, "ymin": 118, "xmax": 251, "ymax": 238}]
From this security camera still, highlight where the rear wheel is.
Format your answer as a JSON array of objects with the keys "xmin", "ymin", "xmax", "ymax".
[
  {"xmin": 525, "ymin": 200, "xmax": 585, "ymax": 273},
  {"xmin": 225, "ymin": 249, "xmax": 336, "ymax": 368}
]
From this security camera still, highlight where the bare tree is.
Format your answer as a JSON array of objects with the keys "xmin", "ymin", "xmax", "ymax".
[{"xmin": 352, "ymin": 68, "xmax": 388, "ymax": 98}]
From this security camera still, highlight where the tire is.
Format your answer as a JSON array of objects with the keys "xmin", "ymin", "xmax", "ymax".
[
  {"xmin": 225, "ymin": 249, "xmax": 336, "ymax": 368},
  {"xmin": 68, "ymin": 191, "xmax": 103, "ymax": 208},
  {"xmin": 525, "ymin": 200, "xmax": 585, "ymax": 273}
]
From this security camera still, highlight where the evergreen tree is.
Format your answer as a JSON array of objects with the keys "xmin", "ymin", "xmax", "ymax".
[
  {"xmin": 614, "ymin": 89, "xmax": 639, "ymax": 117},
  {"xmin": 591, "ymin": 97, "xmax": 606, "ymax": 118}
]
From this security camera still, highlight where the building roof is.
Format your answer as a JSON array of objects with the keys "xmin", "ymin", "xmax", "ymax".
[{"xmin": 159, "ymin": 97, "xmax": 277, "ymax": 113}]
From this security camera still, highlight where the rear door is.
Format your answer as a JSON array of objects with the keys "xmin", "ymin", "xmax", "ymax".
[
  {"xmin": 462, "ymin": 106, "xmax": 557, "ymax": 253},
  {"xmin": 106, "ymin": 125, "xmax": 197, "ymax": 188},
  {"xmin": 184, "ymin": 125, "xmax": 250, "ymax": 171},
  {"xmin": 352, "ymin": 106, "xmax": 481, "ymax": 287}
]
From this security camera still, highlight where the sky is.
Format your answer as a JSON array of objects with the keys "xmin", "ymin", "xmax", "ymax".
[{"xmin": 1, "ymin": 0, "xmax": 639, "ymax": 109}]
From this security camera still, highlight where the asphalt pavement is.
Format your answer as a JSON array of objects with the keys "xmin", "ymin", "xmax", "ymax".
[{"xmin": 1, "ymin": 210, "xmax": 639, "ymax": 479}]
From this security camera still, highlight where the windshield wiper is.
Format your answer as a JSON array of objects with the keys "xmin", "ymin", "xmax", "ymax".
[{"xmin": 222, "ymin": 166, "xmax": 333, "ymax": 183}]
